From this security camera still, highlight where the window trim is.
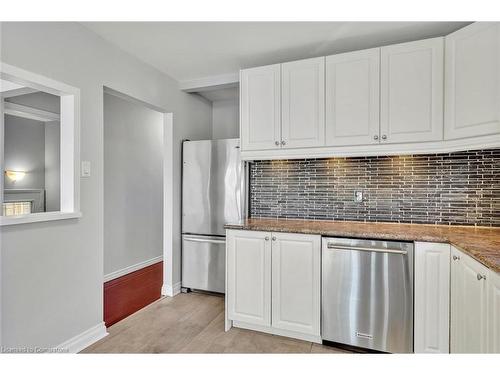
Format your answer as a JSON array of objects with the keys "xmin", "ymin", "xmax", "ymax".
[{"xmin": 0, "ymin": 62, "xmax": 81, "ymax": 226}]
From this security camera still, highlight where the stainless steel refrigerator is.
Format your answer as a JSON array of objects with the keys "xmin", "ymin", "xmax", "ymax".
[{"xmin": 181, "ymin": 138, "xmax": 245, "ymax": 293}]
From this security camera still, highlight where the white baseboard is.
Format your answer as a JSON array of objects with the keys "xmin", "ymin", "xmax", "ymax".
[
  {"xmin": 161, "ymin": 281, "xmax": 181, "ymax": 297},
  {"xmin": 104, "ymin": 256, "xmax": 163, "ymax": 282},
  {"xmin": 58, "ymin": 322, "xmax": 108, "ymax": 353}
]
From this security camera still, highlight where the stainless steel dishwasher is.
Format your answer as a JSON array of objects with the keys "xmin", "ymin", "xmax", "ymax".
[{"xmin": 322, "ymin": 237, "xmax": 414, "ymax": 353}]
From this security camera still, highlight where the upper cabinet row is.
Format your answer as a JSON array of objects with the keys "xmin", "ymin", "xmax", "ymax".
[{"xmin": 240, "ymin": 22, "xmax": 500, "ymax": 154}]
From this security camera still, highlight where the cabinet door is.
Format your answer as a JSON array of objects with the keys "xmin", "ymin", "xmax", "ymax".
[
  {"xmin": 325, "ymin": 48, "xmax": 380, "ymax": 146},
  {"xmin": 380, "ymin": 37, "xmax": 444, "ymax": 144},
  {"xmin": 414, "ymin": 242, "xmax": 450, "ymax": 353},
  {"xmin": 271, "ymin": 232, "xmax": 320, "ymax": 336},
  {"xmin": 226, "ymin": 230, "xmax": 271, "ymax": 327},
  {"xmin": 450, "ymin": 247, "xmax": 489, "ymax": 353},
  {"xmin": 445, "ymin": 22, "xmax": 500, "ymax": 140},
  {"xmin": 281, "ymin": 57, "xmax": 325, "ymax": 148},
  {"xmin": 489, "ymin": 269, "xmax": 500, "ymax": 353},
  {"xmin": 240, "ymin": 64, "xmax": 281, "ymax": 151}
]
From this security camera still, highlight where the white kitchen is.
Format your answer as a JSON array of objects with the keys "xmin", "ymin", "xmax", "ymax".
[{"xmin": 0, "ymin": 2, "xmax": 499, "ymax": 374}]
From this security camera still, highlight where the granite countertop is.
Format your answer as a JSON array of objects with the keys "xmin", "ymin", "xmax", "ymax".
[{"xmin": 225, "ymin": 218, "xmax": 500, "ymax": 273}]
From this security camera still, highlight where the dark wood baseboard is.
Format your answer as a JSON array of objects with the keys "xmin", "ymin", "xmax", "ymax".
[{"xmin": 104, "ymin": 261, "xmax": 163, "ymax": 327}]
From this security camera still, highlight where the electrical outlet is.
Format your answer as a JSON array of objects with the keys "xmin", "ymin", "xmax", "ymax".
[{"xmin": 354, "ymin": 190, "xmax": 363, "ymax": 203}]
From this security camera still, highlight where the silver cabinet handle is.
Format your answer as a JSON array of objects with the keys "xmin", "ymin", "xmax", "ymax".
[
  {"xmin": 326, "ymin": 243, "xmax": 407, "ymax": 255},
  {"xmin": 265, "ymin": 236, "xmax": 270, "ymax": 241},
  {"xmin": 373, "ymin": 135, "xmax": 379, "ymax": 140},
  {"xmin": 275, "ymin": 141, "xmax": 280, "ymax": 146},
  {"xmin": 272, "ymin": 236, "xmax": 276, "ymax": 241},
  {"xmin": 477, "ymin": 273, "xmax": 487, "ymax": 281},
  {"xmin": 381, "ymin": 134, "xmax": 387, "ymax": 140},
  {"xmin": 453, "ymin": 255, "xmax": 460, "ymax": 261},
  {"xmin": 281, "ymin": 140, "xmax": 286, "ymax": 146}
]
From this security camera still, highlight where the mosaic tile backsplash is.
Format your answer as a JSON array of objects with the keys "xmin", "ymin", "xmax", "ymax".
[{"xmin": 249, "ymin": 149, "xmax": 500, "ymax": 226}]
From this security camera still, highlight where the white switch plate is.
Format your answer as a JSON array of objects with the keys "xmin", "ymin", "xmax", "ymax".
[{"xmin": 81, "ymin": 161, "xmax": 91, "ymax": 177}]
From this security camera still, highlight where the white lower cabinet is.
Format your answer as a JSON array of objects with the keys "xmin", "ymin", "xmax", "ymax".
[
  {"xmin": 226, "ymin": 230, "xmax": 272, "ymax": 327},
  {"xmin": 414, "ymin": 242, "xmax": 450, "ymax": 353},
  {"xmin": 227, "ymin": 234, "xmax": 499, "ymax": 351},
  {"xmin": 403, "ymin": 243, "xmax": 499, "ymax": 354},
  {"xmin": 450, "ymin": 246, "xmax": 489, "ymax": 353},
  {"xmin": 271, "ymin": 232, "xmax": 321, "ymax": 336},
  {"xmin": 226, "ymin": 230, "xmax": 321, "ymax": 342},
  {"xmin": 489, "ymin": 269, "xmax": 500, "ymax": 353}
]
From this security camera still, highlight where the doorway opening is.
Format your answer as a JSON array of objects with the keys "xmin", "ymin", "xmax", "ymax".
[{"xmin": 102, "ymin": 87, "xmax": 173, "ymax": 327}]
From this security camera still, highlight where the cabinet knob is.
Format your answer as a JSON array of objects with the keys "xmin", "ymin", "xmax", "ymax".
[
  {"xmin": 272, "ymin": 236, "xmax": 276, "ymax": 241},
  {"xmin": 281, "ymin": 140, "xmax": 286, "ymax": 146},
  {"xmin": 381, "ymin": 134, "xmax": 387, "ymax": 140},
  {"xmin": 477, "ymin": 273, "xmax": 486, "ymax": 281},
  {"xmin": 373, "ymin": 135, "xmax": 379, "ymax": 141},
  {"xmin": 275, "ymin": 141, "xmax": 280, "ymax": 146},
  {"xmin": 265, "ymin": 236, "xmax": 270, "ymax": 241},
  {"xmin": 453, "ymin": 255, "xmax": 460, "ymax": 261}
]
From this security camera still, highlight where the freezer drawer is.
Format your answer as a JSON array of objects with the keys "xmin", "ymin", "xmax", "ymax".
[
  {"xmin": 322, "ymin": 237, "xmax": 414, "ymax": 353},
  {"xmin": 182, "ymin": 234, "xmax": 226, "ymax": 293}
]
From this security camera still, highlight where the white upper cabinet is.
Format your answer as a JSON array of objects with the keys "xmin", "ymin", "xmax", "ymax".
[
  {"xmin": 325, "ymin": 48, "xmax": 380, "ymax": 146},
  {"xmin": 450, "ymin": 247, "xmax": 489, "ymax": 353},
  {"xmin": 281, "ymin": 57, "xmax": 325, "ymax": 148},
  {"xmin": 414, "ymin": 242, "xmax": 450, "ymax": 354},
  {"xmin": 240, "ymin": 64, "xmax": 281, "ymax": 151},
  {"xmin": 271, "ymin": 232, "xmax": 320, "ymax": 336},
  {"xmin": 445, "ymin": 22, "xmax": 500, "ymax": 140},
  {"xmin": 226, "ymin": 230, "xmax": 272, "ymax": 327},
  {"xmin": 380, "ymin": 37, "xmax": 444, "ymax": 144},
  {"xmin": 239, "ymin": 23, "xmax": 500, "ymax": 160}
]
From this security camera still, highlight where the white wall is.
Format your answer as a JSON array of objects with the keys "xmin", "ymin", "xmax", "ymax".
[
  {"xmin": 0, "ymin": 22, "xmax": 211, "ymax": 349},
  {"xmin": 211, "ymin": 99, "xmax": 239, "ymax": 139},
  {"xmin": 103, "ymin": 92, "xmax": 163, "ymax": 276}
]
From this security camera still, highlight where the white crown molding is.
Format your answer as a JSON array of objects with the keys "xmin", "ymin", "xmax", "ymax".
[
  {"xmin": 161, "ymin": 282, "xmax": 181, "ymax": 297},
  {"xmin": 57, "ymin": 322, "xmax": 107, "ymax": 353},
  {"xmin": 104, "ymin": 256, "xmax": 163, "ymax": 282},
  {"xmin": 179, "ymin": 73, "xmax": 239, "ymax": 93}
]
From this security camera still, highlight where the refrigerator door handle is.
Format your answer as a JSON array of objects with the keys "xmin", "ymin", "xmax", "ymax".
[{"xmin": 183, "ymin": 236, "xmax": 226, "ymax": 245}]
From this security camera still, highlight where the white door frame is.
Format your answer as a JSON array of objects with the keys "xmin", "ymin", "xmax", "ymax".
[
  {"xmin": 102, "ymin": 87, "xmax": 176, "ymax": 298},
  {"xmin": 161, "ymin": 112, "xmax": 177, "ymax": 297}
]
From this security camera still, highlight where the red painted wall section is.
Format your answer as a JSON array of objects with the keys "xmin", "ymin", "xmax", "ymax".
[{"xmin": 104, "ymin": 261, "xmax": 163, "ymax": 327}]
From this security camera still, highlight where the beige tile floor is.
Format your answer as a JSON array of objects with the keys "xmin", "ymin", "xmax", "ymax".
[{"xmin": 82, "ymin": 292, "xmax": 352, "ymax": 354}]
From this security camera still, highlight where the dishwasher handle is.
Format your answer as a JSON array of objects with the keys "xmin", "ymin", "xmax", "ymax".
[{"xmin": 326, "ymin": 243, "xmax": 408, "ymax": 255}]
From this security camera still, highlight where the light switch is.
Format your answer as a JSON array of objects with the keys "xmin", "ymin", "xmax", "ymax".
[{"xmin": 81, "ymin": 161, "xmax": 91, "ymax": 177}]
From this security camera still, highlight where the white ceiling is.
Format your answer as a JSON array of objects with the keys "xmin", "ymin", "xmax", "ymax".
[{"xmin": 82, "ymin": 22, "xmax": 470, "ymax": 84}]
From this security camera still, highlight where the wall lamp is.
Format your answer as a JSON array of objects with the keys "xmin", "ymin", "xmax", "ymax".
[{"xmin": 5, "ymin": 170, "xmax": 26, "ymax": 182}]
